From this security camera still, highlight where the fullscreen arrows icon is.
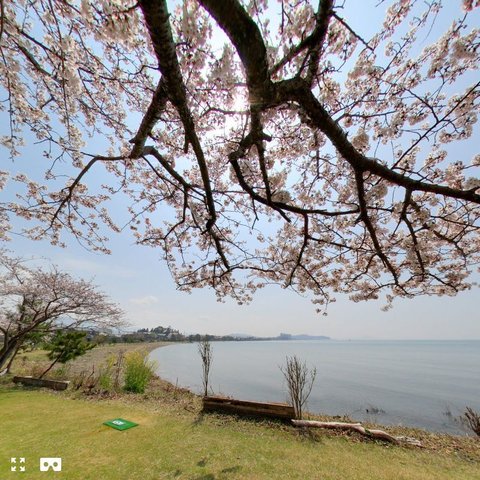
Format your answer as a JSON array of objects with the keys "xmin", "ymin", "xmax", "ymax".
[{"xmin": 10, "ymin": 457, "xmax": 26, "ymax": 472}]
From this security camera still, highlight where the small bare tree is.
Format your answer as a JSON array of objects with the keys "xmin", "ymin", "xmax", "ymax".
[
  {"xmin": 281, "ymin": 355, "xmax": 317, "ymax": 420},
  {"xmin": 198, "ymin": 338, "xmax": 213, "ymax": 397},
  {"xmin": 460, "ymin": 407, "xmax": 480, "ymax": 437}
]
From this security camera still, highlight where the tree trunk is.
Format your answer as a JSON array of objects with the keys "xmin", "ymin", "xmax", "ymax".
[
  {"xmin": 291, "ymin": 420, "xmax": 422, "ymax": 447},
  {"xmin": 39, "ymin": 355, "xmax": 61, "ymax": 379},
  {"xmin": 5, "ymin": 342, "xmax": 22, "ymax": 373},
  {"xmin": 0, "ymin": 340, "xmax": 19, "ymax": 374}
]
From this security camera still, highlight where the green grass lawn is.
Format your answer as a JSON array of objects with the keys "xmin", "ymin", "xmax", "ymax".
[{"xmin": 1, "ymin": 387, "xmax": 479, "ymax": 480}]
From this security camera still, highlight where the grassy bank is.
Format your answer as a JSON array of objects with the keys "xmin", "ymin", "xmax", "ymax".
[
  {"xmin": 8, "ymin": 341, "xmax": 169, "ymax": 378},
  {"xmin": 1, "ymin": 343, "xmax": 479, "ymax": 479}
]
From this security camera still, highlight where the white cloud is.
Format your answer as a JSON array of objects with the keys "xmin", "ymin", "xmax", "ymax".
[{"xmin": 129, "ymin": 295, "xmax": 160, "ymax": 306}]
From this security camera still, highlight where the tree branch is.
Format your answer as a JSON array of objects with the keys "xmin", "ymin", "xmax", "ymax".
[
  {"xmin": 139, "ymin": 0, "xmax": 217, "ymax": 231},
  {"xmin": 129, "ymin": 77, "xmax": 168, "ymax": 158},
  {"xmin": 305, "ymin": 0, "xmax": 334, "ymax": 84},
  {"xmin": 198, "ymin": 0, "xmax": 272, "ymax": 104},
  {"xmin": 287, "ymin": 81, "xmax": 480, "ymax": 205}
]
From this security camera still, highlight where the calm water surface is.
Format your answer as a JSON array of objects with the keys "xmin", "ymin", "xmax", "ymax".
[{"xmin": 149, "ymin": 340, "xmax": 480, "ymax": 434}]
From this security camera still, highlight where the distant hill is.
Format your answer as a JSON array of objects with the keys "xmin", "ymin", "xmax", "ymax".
[{"xmin": 109, "ymin": 326, "xmax": 330, "ymax": 344}]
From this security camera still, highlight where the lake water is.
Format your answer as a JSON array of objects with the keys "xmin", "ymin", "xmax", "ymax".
[{"xmin": 149, "ymin": 340, "xmax": 480, "ymax": 434}]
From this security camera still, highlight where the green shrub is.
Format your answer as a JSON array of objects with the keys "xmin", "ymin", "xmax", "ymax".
[
  {"xmin": 97, "ymin": 351, "xmax": 125, "ymax": 392},
  {"xmin": 40, "ymin": 330, "xmax": 95, "ymax": 379},
  {"xmin": 98, "ymin": 367, "xmax": 113, "ymax": 391},
  {"xmin": 123, "ymin": 351, "xmax": 156, "ymax": 393}
]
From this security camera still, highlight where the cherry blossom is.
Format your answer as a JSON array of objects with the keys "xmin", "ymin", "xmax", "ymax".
[
  {"xmin": 0, "ymin": 0, "xmax": 479, "ymax": 312},
  {"xmin": 0, "ymin": 250, "xmax": 125, "ymax": 371}
]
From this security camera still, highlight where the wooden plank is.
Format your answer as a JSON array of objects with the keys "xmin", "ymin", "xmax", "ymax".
[
  {"xmin": 204, "ymin": 396, "xmax": 292, "ymax": 410},
  {"xmin": 13, "ymin": 376, "xmax": 70, "ymax": 391},
  {"xmin": 202, "ymin": 396, "xmax": 294, "ymax": 420},
  {"xmin": 203, "ymin": 400, "xmax": 293, "ymax": 416},
  {"xmin": 204, "ymin": 403, "xmax": 293, "ymax": 418}
]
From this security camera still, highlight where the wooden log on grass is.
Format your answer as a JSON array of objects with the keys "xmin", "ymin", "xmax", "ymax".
[
  {"xmin": 13, "ymin": 375, "xmax": 70, "ymax": 391},
  {"xmin": 203, "ymin": 396, "xmax": 295, "ymax": 421},
  {"xmin": 292, "ymin": 420, "xmax": 422, "ymax": 447}
]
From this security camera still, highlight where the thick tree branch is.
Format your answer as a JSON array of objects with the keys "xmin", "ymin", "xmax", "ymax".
[
  {"xmin": 139, "ymin": 0, "xmax": 217, "ymax": 231},
  {"xmin": 354, "ymin": 170, "xmax": 399, "ymax": 283},
  {"xmin": 0, "ymin": 0, "xmax": 4, "ymax": 44},
  {"xmin": 198, "ymin": 0, "xmax": 272, "ymax": 105},
  {"xmin": 270, "ymin": 0, "xmax": 334, "ymax": 79},
  {"xmin": 305, "ymin": 0, "xmax": 334, "ymax": 84},
  {"xmin": 129, "ymin": 77, "xmax": 168, "ymax": 158}
]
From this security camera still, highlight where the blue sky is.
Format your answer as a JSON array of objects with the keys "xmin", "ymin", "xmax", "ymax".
[{"xmin": 1, "ymin": 0, "xmax": 479, "ymax": 339}]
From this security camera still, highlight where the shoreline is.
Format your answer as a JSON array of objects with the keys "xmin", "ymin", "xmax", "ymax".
[
  {"xmin": 148, "ymin": 341, "xmax": 478, "ymax": 438},
  {"xmin": 8, "ymin": 340, "xmax": 479, "ymax": 439}
]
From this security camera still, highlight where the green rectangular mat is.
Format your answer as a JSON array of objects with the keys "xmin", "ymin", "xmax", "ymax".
[{"xmin": 103, "ymin": 418, "xmax": 139, "ymax": 431}]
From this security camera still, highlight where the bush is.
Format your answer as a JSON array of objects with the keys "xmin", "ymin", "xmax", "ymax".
[
  {"xmin": 50, "ymin": 363, "xmax": 71, "ymax": 380},
  {"xmin": 98, "ymin": 366, "xmax": 113, "ymax": 391},
  {"xmin": 123, "ymin": 351, "xmax": 156, "ymax": 393},
  {"xmin": 98, "ymin": 351, "xmax": 125, "ymax": 392},
  {"xmin": 71, "ymin": 369, "xmax": 89, "ymax": 391},
  {"xmin": 198, "ymin": 339, "xmax": 213, "ymax": 397},
  {"xmin": 280, "ymin": 355, "xmax": 317, "ymax": 420},
  {"xmin": 460, "ymin": 407, "xmax": 480, "ymax": 437}
]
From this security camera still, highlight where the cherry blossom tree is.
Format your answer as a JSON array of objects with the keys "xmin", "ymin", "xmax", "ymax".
[
  {"xmin": 0, "ymin": 0, "xmax": 479, "ymax": 311},
  {"xmin": 0, "ymin": 250, "xmax": 124, "ymax": 372}
]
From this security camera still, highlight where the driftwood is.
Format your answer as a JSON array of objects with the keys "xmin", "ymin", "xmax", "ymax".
[{"xmin": 292, "ymin": 420, "xmax": 422, "ymax": 447}]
